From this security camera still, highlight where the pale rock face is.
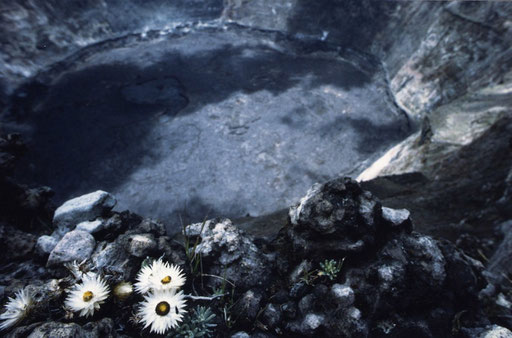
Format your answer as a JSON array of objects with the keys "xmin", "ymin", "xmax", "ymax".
[
  {"xmin": 47, "ymin": 230, "xmax": 96, "ymax": 267},
  {"xmin": 53, "ymin": 191, "xmax": 116, "ymax": 235},
  {"xmin": 75, "ymin": 219, "xmax": 105, "ymax": 234},
  {"xmin": 382, "ymin": 207, "xmax": 411, "ymax": 227},
  {"xmin": 357, "ymin": 79, "xmax": 512, "ymax": 182}
]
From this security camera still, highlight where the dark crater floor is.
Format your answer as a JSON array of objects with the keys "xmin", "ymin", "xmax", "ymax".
[{"xmin": 6, "ymin": 27, "xmax": 411, "ymax": 232}]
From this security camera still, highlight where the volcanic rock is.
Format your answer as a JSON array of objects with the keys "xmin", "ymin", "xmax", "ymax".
[
  {"xmin": 47, "ymin": 230, "xmax": 96, "ymax": 267},
  {"xmin": 53, "ymin": 191, "xmax": 116, "ymax": 235},
  {"xmin": 34, "ymin": 235, "xmax": 58, "ymax": 258},
  {"xmin": 184, "ymin": 218, "xmax": 271, "ymax": 290}
]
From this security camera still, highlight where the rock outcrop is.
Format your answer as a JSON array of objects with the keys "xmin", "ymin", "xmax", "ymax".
[
  {"xmin": 52, "ymin": 190, "xmax": 116, "ymax": 236},
  {"xmin": 1, "ymin": 178, "xmax": 511, "ymax": 337},
  {"xmin": 47, "ymin": 230, "xmax": 96, "ymax": 267},
  {"xmin": 184, "ymin": 218, "xmax": 271, "ymax": 290},
  {"xmin": 271, "ymin": 177, "xmax": 492, "ymax": 337}
]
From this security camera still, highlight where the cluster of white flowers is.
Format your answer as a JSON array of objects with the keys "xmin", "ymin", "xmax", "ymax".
[
  {"xmin": 135, "ymin": 258, "xmax": 187, "ymax": 335},
  {"xmin": 0, "ymin": 258, "xmax": 187, "ymax": 335}
]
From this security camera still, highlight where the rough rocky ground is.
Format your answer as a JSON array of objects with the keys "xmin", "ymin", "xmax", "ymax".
[
  {"xmin": 1, "ymin": 0, "xmax": 512, "ymax": 337},
  {"xmin": 1, "ymin": 169, "xmax": 512, "ymax": 337}
]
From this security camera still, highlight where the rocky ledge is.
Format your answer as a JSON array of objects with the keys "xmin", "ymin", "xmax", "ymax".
[{"xmin": 1, "ymin": 171, "xmax": 511, "ymax": 337}]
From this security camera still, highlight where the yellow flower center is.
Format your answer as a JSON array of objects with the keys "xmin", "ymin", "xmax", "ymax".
[
  {"xmin": 155, "ymin": 301, "xmax": 170, "ymax": 316},
  {"xmin": 83, "ymin": 291, "xmax": 94, "ymax": 302},
  {"xmin": 161, "ymin": 275, "xmax": 172, "ymax": 284}
]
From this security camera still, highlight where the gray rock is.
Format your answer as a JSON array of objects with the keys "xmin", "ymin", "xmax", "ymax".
[
  {"xmin": 330, "ymin": 284, "xmax": 355, "ymax": 307},
  {"xmin": 27, "ymin": 322, "xmax": 84, "ymax": 338},
  {"xmin": 438, "ymin": 240, "xmax": 486, "ymax": 300},
  {"xmin": 21, "ymin": 318, "xmax": 117, "ymax": 338},
  {"xmin": 185, "ymin": 218, "xmax": 271, "ymax": 289},
  {"xmin": 101, "ymin": 213, "xmax": 128, "ymax": 235},
  {"xmin": 126, "ymin": 233, "xmax": 157, "ymax": 258},
  {"xmin": 479, "ymin": 325, "xmax": 512, "ymax": 338},
  {"xmin": 35, "ymin": 235, "xmax": 59, "ymax": 257},
  {"xmin": 262, "ymin": 303, "xmax": 281, "ymax": 329},
  {"xmin": 82, "ymin": 318, "xmax": 118, "ymax": 337},
  {"xmin": 376, "ymin": 264, "xmax": 406, "ymax": 291},
  {"xmin": 313, "ymin": 284, "xmax": 328, "ymax": 299},
  {"xmin": 289, "ymin": 260, "xmax": 313, "ymax": 284},
  {"xmin": 47, "ymin": 230, "xmax": 96, "ymax": 267},
  {"xmin": 487, "ymin": 220, "xmax": 512, "ymax": 285},
  {"xmin": 91, "ymin": 238, "xmax": 132, "ymax": 282},
  {"xmin": 289, "ymin": 282, "xmax": 308, "ymax": 300},
  {"xmin": 157, "ymin": 236, "xmax": 187, "ymax": 266},
  {"xmin": 281, "ymin": 301, "xmax": 297, "ymax": 320},
  {"xmin": 298, "ymin": 294, "xmax": 315, "ymax": 316},
  {"xmin": 76, "ymin": 219, "xmax": 105, "ymax": 234},
  {"xmin": 236, "ymin": 290, "xmax": 262, "ymax": 320},
  {"xmin": 288, "ymin": 312, "xmax": 326, "ymax": 336},
  {"xmin": 301, "ymin": 313, "xmax": 325, "ymax": 333},
  {"xmin": 53, "ymin": 191, "xmax": 116, "ymax": 235},
  {"xmin": 5, "ymin": 322, "xmax": 41, "ymax": 337},
  {"xmin": 231, "ymin": 332, "xmax": 250, "ymax": 338},
  {"xmin": 382, "ymin": 207, "xmax": 411, "ymax": 229},
  {"xmin": 325, "ymin": 306, "xmax": 368, "ymax": 338},
  {"xmin": 285, "ymin": 178, "xmax": 386, "ymax": 257},
  {"xmin": 284, "ymin": 284, "xmax": 364, "ymax": 337},
  {"xmin": 404, "ymin": 234, "xmax": 446, "ymax": 285},
  {"xmin": 132, "ymin": 218, "xmax": 166, "ymax": 236}
]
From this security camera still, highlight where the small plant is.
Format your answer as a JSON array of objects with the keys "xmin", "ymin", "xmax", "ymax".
[
  {"xmin": 318, "ymin": 258, "xmax": 345, "ymax": 281},
  {"xmin": 222, "ymin": 304, "xmax": 236, "ymax": 329},
  {"xmin": 451, "ymin": 310, "xmax": 468, "ymax": 335},
  {"xmin": 174, "ymin": 306, "xmax": 216, "ymax": 338},
  {"xmin": 300, "ymin": 268, "xmax": 319, "ymax": 286},
  {"xmin": 182, "ymin": 218, "xmax": 207, "ymax": 277}
]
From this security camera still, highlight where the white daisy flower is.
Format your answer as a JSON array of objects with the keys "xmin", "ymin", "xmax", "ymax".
[
  {"xmin": 0, "ymin": 289, "xmax": 33, "ymax": 331},
  {"xmin": 135, "ymin": 259, "xmax": 185, "ymax": 294},
  {"xmin": 138, "ymin": 290, "xmax": 187, "ymax": 334},
  {"xmin": 65, "ymin": 273, "xmax": 110, "ymax": 318}
]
